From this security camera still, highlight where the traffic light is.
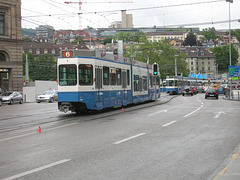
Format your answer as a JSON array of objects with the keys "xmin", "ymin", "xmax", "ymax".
[{"xmin": 153, "ymin": 63, "xmax": 158, "ymax": 76}]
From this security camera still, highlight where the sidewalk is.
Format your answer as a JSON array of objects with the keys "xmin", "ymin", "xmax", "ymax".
[{"xmin": 214, "ymin": 146, "xmax": 240, "ymax": 180}]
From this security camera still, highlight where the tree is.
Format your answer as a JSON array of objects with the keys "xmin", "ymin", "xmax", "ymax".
[
  {"xmin": 202, "ymin": 27, "xmax": 218, "ymax": 42},
  {"xmin": 124, "ymin": 38, "xmax": 188, "ymax": 79},
  {"xmin": 103, "ymin": 37, "xmax": 113, "ymax": 45},
  {"xmin": 210, "ymin": 45, "xmax": 238, "ymax": 73},
  {"xmin": 22, "ymin": 53, "xmax": 57, "ymax": 81},
  {"xmin": 230, "ymin": 29, "xmax": 240, "ymax": 42},
  {"xmin": 22, "ymin": 37, "xmax": 32, "ymax": 42},
  {"xmin": 183, "ymin": 32, "xmax": 197, "ymax": 46}
]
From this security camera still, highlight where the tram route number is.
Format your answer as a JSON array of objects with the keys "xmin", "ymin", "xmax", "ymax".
[{"xmin": 62, "ymin": 51, "xmax": 73, "ymax": 58}]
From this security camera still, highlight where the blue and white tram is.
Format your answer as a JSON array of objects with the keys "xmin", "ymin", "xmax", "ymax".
[
  {"xmin": 165, "ymin": 76, "xmax": 186, "ymax": 95},
  {"xmin": 57, "ymin": 50, "xmax": 160, "ymax": 113}
]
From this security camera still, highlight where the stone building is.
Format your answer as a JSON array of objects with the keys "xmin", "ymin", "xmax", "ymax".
[
  {"xmin": 0, "ymin": 0, "xmax": 22, "ymax": 93},
  {"xmin": 179, "ymin": 47, "xmax": 216, "ymax": 79}
]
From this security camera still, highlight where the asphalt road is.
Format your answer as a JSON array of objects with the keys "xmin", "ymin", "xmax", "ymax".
[{"xmin": 0, "ymin": 94, "xmax": 240, "ymax": 180}]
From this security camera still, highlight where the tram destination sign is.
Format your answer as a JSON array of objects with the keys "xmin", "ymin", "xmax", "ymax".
[{"xmin": 229, "ymin": 65, "xmax": 240, "ymax": 77}]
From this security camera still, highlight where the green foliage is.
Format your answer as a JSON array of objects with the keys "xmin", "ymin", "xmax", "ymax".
[
  {"xmin": 22, "ymin": 37, "xmax": 32, "ymax": 42},
  {"xmin": 114, "ymin": 31, "xmax": 147, "ymax": 43},
  {"xmin": 22, "ymin": 53, "xmax": 57, "ymax": 81},
  {"xmin": 21, "ymin": 28, "xmax": 36, "ymax": 37},
  {"xmin": 125, "ymin": 39, "xmax": 188, "ymax": 79},
  {"xmin": 210, "ymin": 45, "xmax": 238, "ymax": 73},
  {"xmin": 183, "ymin": 32, "xmax": 196, "ymax": 46},
  {"xmin": 103, "ymin": 37, "xmax": 113, "ymax": 45},
  {"xmin": 231, "ymin": 29, "xmax": 240, "ymax": 42},
  {"xmin": 202, "ymin": 27, "xmax": 218, "ymax": 42}
]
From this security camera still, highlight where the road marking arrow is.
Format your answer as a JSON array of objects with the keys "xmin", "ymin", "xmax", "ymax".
[
  {"xmin": 214, "ymin": 111, "xmax": 226, "ymax": 119},
  {"xmin": 148, "ymin": 110, "xmax": 167, "ymax": 116}
]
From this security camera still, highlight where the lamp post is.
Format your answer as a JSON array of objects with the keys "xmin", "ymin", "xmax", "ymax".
[
  {"xmin": 226, "ymin": 0, "xmax": 233, "ymax": 66},
  {"xmin": 226, "ymin": 0, "xmax": 233, "ymax": 90},
  {"xmin": 175, "ymin": 55, "xmax": 179, "ymax": 77}
]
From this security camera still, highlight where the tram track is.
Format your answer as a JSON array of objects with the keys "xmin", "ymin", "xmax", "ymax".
[{"xmin": 0, "ymin": 95, "xmax": 176, "ymax": 134}]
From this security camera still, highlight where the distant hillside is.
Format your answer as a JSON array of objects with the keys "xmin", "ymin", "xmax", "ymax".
[{"xmin": 22, "ymin": 28, "xmax": 36, "ymax": 37}]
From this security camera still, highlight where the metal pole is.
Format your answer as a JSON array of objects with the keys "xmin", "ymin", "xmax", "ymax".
[
  {"xmin": 155, "ymin": 76, "xmax": 157, "ymax": 102},
  {"xmin": 229, "ymin": 1, "xmax": 232, "ymax": 66},
  {"xmin": 175, "ymin": 55, "xmax": 178, "ymax": 77},
  {"xmin": 26, "ymin": 54, "xmax": 29, "ymax": 83}
]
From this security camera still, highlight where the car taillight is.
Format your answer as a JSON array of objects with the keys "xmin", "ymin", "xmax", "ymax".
[
  {"xmin": 206, "ymin": 92, "xmax": 208, "ymax": 94},
  {"xmin": 216, "ymin": 92, "xmax": 218, "ymax": 94}
]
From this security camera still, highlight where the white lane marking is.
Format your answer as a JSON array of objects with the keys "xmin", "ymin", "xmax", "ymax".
[
  {"xmin": 148, "ymin": 110, "xmax": 167, "ymax": 116},
  {"xmin": 184, "ymin": 105, "xmax": 204, "ymax": 118},
  {"xmin": 0, "ymin": 123, "xmax": 78, "ymax": 142},
  {"xmin": 214, "ymin": 111, "xmax": 226, "ymax": 118},
  {"xmin": 196, "ymin": 98, "xmax": 201, "ymax": 103},
  {"xmin": 162, "ymin": 121, "xmax": 176, "ymax": 127},
  {"xmin": 2, "ymin": 159, "xmax": 71, "ymax": 180},
  {"xmin": 113, "ymin": 133, "xmax": 146, "ymax": 145}
]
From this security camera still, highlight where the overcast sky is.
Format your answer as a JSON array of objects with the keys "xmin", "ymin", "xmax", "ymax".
[{"xmin": 21, "ymin": 0, "xmax": 240, "ymax": 30}]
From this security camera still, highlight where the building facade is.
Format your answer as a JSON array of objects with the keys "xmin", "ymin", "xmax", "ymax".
[
  {"xmin": 36, "ymin": 25, "xmax": 55, "ymax": 43},
  {"xmin": 0, "ymin": 0, "xmax": 22, "ymax": 93},
  {"xmin": 179, "ymin": 47, "xmax": 216, "ymax": 79}
]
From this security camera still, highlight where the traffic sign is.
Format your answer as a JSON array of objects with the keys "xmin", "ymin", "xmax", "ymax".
[{"xmin": 229, "ymin": 65, "xmax": 240, "ymax": 77}]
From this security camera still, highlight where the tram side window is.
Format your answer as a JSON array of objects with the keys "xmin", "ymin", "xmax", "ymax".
[
  {"xmin": 139, "ymin": 77, "xmax": 143, "ymax": 92},
  {"xmin": 110, "ymin": 68, "xmax": 116, "ymax": 85},
  {"xmin": 116, "ymin": 68, "xmax": 121, "ymax": 85},
  {"xmin": 150, "ymin": 73, "xmax": 153, "ymax": 87},
  {"xmin": 59, "ymin": 65, "xmax": 77, "ymax": 86},
  {"xmin": 127, "ymin": 70, "xmax": 130, "ymax": 85},
  {"xmin": 103, "ymin": 66, "xmax": 109, "ymax": 85},
  {"xmin": 143, "ymin": 76, "xmax": 148, "ymax": 91},
  {"xmin": 79, "ymin": 64, "xmax": 93, "ymax": 85},
  {"xmin": 134, "ymin": 75, "xmax": 139, "ymax": 92}
]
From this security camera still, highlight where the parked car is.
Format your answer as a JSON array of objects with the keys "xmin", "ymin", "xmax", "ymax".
[
  {"xmin": 2, "ymin": 91, "xmax": 23, "ymax": 105},
  {"xmin": 182, "ymin": 86, "xmax": 193, "ymax": 96},
  {"xmin": 205, "ymin": 87, "xmax": 218, "ymax": 99},
  {"xmin": 36, "ymin": 90, "xmax": 58, "ymax": 103}
]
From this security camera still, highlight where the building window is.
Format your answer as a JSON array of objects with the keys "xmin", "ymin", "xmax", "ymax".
[
  {"xmin": 191, "ymin": 61, "xmax": 193, "ymax": 65},
  {"xmin": 0, "ymin": 13, "xmax": 5, "ymax": 35},
  {"xmin": 208, "ymin": 62, "xmax": 210, "ymax": 65},
  {"xmin": 0, "ymin": 52, "xmax": 6, "ymax": 61},
  {"xmin": 202, "ymin": 67, "xmax": 204, "ymax": 71},
  {"xmin": 202, "ymin": 62, "xmax": 204, "ymax": 65},
  {"xmin": 208, "ymin": 67, "xmax": 210, "ymax": 71}
]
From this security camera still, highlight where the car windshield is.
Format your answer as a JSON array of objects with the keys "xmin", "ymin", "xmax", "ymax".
[
  {"xmin": 43, "ymin": 91, "xmax": 54, "ymax": 95},
  {"xmin": 207, "ymin": 88, "xmax": 216, "ymax": 92},
  {"xmin": 3, "ymin": 92, "xmax": 13, "ymax": 96}
]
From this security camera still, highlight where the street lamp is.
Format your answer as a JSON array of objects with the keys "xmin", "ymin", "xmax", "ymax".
[
  {"xmin": 226, "ymin": 0, "xmax": 233, "ymax": 90},
  {"xmin": 226, "ymin": 0, "xmax": 233, "ymax": 66},
  {"xmin": 175, "ymin": 55, "xmax": 179, "ymax": 76}
]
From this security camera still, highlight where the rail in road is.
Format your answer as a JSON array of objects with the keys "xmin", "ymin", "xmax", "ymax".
[{"xmin": 0, "ymin": 94, "xmax": 240, "ymax": 179}]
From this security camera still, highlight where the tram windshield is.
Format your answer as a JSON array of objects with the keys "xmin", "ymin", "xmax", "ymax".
[{"xmin": 59, "ymin": 65, "xmax": 77, "ymax": 86}]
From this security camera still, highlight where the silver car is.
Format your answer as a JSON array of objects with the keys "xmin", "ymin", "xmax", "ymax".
[
  {"xmin": 36, "ymin": 91, "xmax": 58, "ymax": 103},
  {"xmin": 2, "ymin": 91, "xmax": 23, "ymax": 105}
]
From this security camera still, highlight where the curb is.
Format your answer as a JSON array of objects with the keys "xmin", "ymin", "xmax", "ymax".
[{"xmin": 213, "ymin": 146, "xmax": 240, "ymax": 180}]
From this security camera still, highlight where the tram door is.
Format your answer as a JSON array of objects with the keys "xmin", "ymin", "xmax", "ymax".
[
  {"xmin": 121, "ymin": 70, "xmax": 128, "ymax": 105},
  {"xmin": 95, "ymin": 66, "xmax": 103, "ymax": 108}
]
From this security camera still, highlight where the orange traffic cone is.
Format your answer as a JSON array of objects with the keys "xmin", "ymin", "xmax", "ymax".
[
  {"xmin": 122, "ymin": 108, "xmax": 124, "ymax": 112},
  {"xmin": 38, "ymin": 126, "xmax": 42, "ymax": 133}
]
